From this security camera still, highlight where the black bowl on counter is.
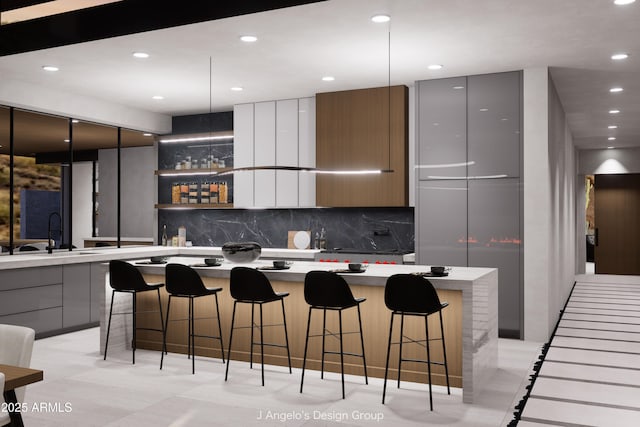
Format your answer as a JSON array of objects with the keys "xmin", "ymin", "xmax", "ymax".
[
  {"xmin": 221, "ymin": 242, "xmax": 262, "ymax": 263},
  {"xmin": 430, "ymin": 266, "xmax": 446, "ymax": 275},
  {"xmin": 150, "ymin": 256, "xmax": 167, "ymax": 263},
  {"xmin": 204, "ymin": 257, "xmax": 223, "ymax": 266}
]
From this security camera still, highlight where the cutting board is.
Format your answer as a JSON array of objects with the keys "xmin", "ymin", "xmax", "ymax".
[{"xmin": 288, "ymin": 230, "xmax": 311, "ymax": 249}]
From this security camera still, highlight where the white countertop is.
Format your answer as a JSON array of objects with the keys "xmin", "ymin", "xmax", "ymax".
[{"xmin": 0, "ymin": 246, "xmax": 321, "ymax": 270}]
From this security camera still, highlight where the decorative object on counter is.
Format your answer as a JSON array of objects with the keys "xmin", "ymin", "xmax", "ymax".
[
  {"xmin": 287, "ymin": 230, "xmax": 311, "ymax": 249},
  {"xmin": 178, "ymin": 226, "xmax": 187, "ymax": 247},
  {"xmin": 431, "ymin": 266, "xmax": 445, "ymax": 275},
  {"xmin": 348, "ymin": 263, "xmax": 367, "ymax": 272},
  {"xmin": 221, "ymin": 241, "xmax": 261, "ymax": 263},
  {"xmin": 204, "ymin": 257, "xmax": 223, "ymax": 266},
  {"xmin": 313, "ymin": 232, "xmax": 319, "ymax": 249},
  {"xmin": 161, "ymin": 225, "xmax": 168, "ymax": 246},
  {"xmin": 319, "ymin": 227, "xmax": 327, "ymax": 249}
]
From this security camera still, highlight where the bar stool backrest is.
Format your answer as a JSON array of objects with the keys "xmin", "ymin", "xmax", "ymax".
[
  {"xmin": 109, "ymin": 260, "xmax": 151, "ymax": 291},
  {"xmin": 165, "ymin": 263, "xmax": 209, "ymax": 296},
  {"xmin": 384, "ymin": 274, "xmax": 442, "ymax": 315},
  {"xmin": 230, "ymin": 266, "xmax": 277, "ymax": 301},
  {"xmin": 304, "ymin": 270, "xmax": 357, "ymax": 308}
]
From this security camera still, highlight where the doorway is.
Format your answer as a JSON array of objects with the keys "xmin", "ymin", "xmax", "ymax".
[{"xmin": 592, "ymin": 173, "xmax": 640, "ymax": 275}]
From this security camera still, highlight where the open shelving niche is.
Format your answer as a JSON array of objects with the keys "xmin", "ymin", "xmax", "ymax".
[{"xmin": 155, "ymin": 131, "xmax": 234, "ymax": 209}]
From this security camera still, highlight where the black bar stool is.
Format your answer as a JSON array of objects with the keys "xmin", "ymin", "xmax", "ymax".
[
  {"xmin": 300, "ymin": 270, "xmax": 368, "ymax": 399},
  {"xmin": 104, "ymin": 259, "xmax": 165, "ymax": 364},
  {"xmin": 161, "ymin": 263, "xmax": 225, "ymax": 374},
  {"xmin": 225, "ymin": 266, "xmax": 291, "ymax": 385},
  {"xmin": 382, "ymin": 273, "xmax": 450, "ymax": 410}
]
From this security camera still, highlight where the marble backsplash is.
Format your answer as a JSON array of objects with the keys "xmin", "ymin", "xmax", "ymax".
[{"xmin": 158, "ymin": 207, "xmax": 415, "ymax": 253}]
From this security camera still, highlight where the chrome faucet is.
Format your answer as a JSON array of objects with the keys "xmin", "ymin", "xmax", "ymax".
[{"xmin": 48, "ymin": 212, "xmax": 62, "ymax": 254}]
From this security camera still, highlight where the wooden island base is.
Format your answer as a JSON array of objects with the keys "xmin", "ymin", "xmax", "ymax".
[{"xmin": 135, "ymin": 274, "xmax": 462, "ymax": 388}]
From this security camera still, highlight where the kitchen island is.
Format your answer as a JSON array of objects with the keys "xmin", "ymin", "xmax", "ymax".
[{"xmin": 0, "ymin": 246, "xmax": 496, "ymax": 403}]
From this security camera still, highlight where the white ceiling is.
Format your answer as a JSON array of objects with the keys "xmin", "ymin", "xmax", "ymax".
[{"xmin": 1, "ymin": 0, "xmax": 639, "ymax": 150}]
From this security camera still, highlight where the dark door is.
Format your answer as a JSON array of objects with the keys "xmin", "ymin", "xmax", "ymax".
[{"xmin": 594, "ymin": 173, "xmax": 640, "ymax": 275}]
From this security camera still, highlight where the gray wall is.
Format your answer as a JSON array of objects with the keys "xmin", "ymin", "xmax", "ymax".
[
  {"xmin": 523, "ymin": 67, "xmax": 577, "ymax": 342},
  {"xmin": 97, "ymin": 146, "xmax": 155, "ymax": 238}
]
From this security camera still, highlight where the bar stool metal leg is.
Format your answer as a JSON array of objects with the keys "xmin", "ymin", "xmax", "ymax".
[
  {"xmin": 382, "ymin": 312, "xmax": 395, "ymax": 404},
  {"xmin": 215, "ymin": 293, "xmax": 225, "ymax": 363},
  {"xmin": 397, "ymin": 313, "xmax": 405, "ymax": 388},
  {"xmin": 357, "ymin": 304, "xmax": 368, "ymax": 384},
  {"xmin": 300, "ymin": 307, "xmax": 313, "ymax": 393},
  {"xmin": 104, "ymin": 290, "xmax": 115, "ymax": 360},
  {"xmin": 440, "ymin": 310, "xmax": 450, "ymax": 395},
  {"xmin": 160, "ymin": 295, "xmax": 172, "ymax": 370},
  {"xmin": 281, "ymin": 299, "xmax": 292, "ymax": 373},
  {"xmin": 259, "ymin": 303, "xmax": 265, "ymax": 386},
  {"xmin": 132, "ymin": 293, "xmax": 137, "ymax": 364},
  {"xmin": 339, "ymin": 309, "xmax": 345, "ymax": 399},
  {"xmin": 249, "ymin": 303, "xmax": 255, "ymax": 369},
  {"xmin": 224, "ymin": 301, "xmax": 238, "ymax": 381},
  {"xmin": 156, "ymin": 288, "xmax": 166, "ymax": 355},
  {"xmin": 320, "ymin": 308, "xmax": 327, "ymax": 379},
  {"xmin": 425, "ymin": 316, "xmax": 433, "ymax": 411},
  {"xmin": 190, "ymin": 296, "xmax": 195, "ymax": 374}
]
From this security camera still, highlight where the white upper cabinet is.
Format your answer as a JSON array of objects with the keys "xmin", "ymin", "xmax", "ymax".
[{"xmin": 233, "ymin": 97, "xmax": 316, "ymax": 208}]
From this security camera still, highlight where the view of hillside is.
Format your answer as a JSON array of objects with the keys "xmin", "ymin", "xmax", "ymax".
[{"xmin": 0, "ymin": 155, "xmax": 61, "ymax": 240}]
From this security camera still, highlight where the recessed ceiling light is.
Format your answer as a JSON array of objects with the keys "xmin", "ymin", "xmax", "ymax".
[
  {"xmin": 608, "ymin": 125, "xmax": 618, "ymax": 129},
  {"xmin": 452, "ymin": 86, "xmax": 464, "ymax": 90},
  {"xmin": 608, "ymin": 137, "xmax": 617, "ymax": 140},
  {"xmin": 610, "ymin": 87, "xmax": 624, "ymax": 93},
  {"xmin": 143, "ymin": 133, "xmax": 152, "ymax": 137},
  {"xmin": 428, "ymin": 64, "xmax": 443, "ymax": 70},
  {"xmin": 371, "ymin": 14, "xmax": 390, "ymax": 23},
  {"xmin": 611, "ymin": 53, "xmax": 629, "ymax": 60},
  {"xmin": 230, "ymin": 86, "xmax": 243, "ymax": 91},
  {"xmin": 609, "ymin": 109, "xmax": 621, "ymax": 114},
  {"xmin": 132, "ymin": 52, "xmax": 149, "ymax": 58},
  {"xmin": 42, "ymin": 65, "xmax": 59, "ymax": 72},
  {"xmin": 240, "ymin": 35, "xmax": 258, "ymax": 42},
  {"xmin": 322, "ymin": 76, "xmax": 335, "ymax": 81},
  {"xmin": 607, "ymin": 146, "xmax": 615, "ymax": 149},
  {"xmin": 64, "ymin": 139, "xmax": 70, "ymax": 143},
  {"xmin": 614, "ymin": 0, "xmax": 635, "ymax": 5},
  {"xmin": 152, "ymin": 95, "xmax": 164, "ymax": 100},
  {"xmin": 479, "ymin": 108, "xmax": 489, "ymax": 112},
  {"xmin": 71, "ymin": 119, "xmax": 79, "ymax": 123}
]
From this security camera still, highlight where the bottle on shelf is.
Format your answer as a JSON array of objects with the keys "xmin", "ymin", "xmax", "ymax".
[
  {"xmin": 200, "ymin": 181, "xmax": 210, "ymax": 204},
  {"xmin": 161, "ymin": 225, "xmax": 168, "ymax": 246},
  {"xmin": 210, "ymin": 182, "xmax": 219, "ymax": 203},
  {"xmin": 171, "ymin": 183, "xmax": 181, "ymax": 204},
  {"xmin": 188, "ymin": 182, "xmax": 198, "ymax": 204},
  {"xmin": 219, "ymin": 182, "xmax": 228, "ymax": 203},
  {"xmin": 180, "ymin": 182, "xmax": 189, "ymax": 204}
]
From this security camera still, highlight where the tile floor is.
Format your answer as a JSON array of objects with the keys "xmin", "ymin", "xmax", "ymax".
[
  {"xmin": 520, "ymin": 274, "xmax": 640, "ymax": 426},
  {"xmin": 17, "ymin": 328, "xmax": 542, "ymax": 426}
]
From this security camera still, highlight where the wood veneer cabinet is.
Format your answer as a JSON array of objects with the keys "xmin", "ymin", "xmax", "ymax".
[{"xmin": 316, "ymin": 85, "xmax": 408, "ymax": 207}]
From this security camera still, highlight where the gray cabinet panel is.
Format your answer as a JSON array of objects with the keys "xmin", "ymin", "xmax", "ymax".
[
  {"xmin": 468, "ymin": 72, "xmax": 521, "ymax": 178},
  {"xmin": 417, "ymin": 77, "xmax": 467, "ymax": 180},
  {"xmin": 63, "ymin": 264, "xmax": 91, "ymax": 328},
  {"xmin": 0, "ymin": 266, "xmax": 62, "ymax": 291},
  {"xmin": 0, "ymin": 307, "xmax": 63, "ymax": 334},
  {"xmin": 0, "ymin": 284, "xmax": 62, "ymax": 316},
  {"xmin": 468, "ymin": 178, "xmax": 521, "ymax": 336},
  {"xmin": 417, "ymin": 180, "xmax": 467, "ymax": 266}
]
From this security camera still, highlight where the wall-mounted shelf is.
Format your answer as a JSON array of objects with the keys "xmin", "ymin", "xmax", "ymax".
[
  {"xmin": 155, "ymin": 203, "xmax": 234, "ymax": 209},
  {"xmin": 155, "ymin": 168, "xmax": 232, "ymax": 177}
]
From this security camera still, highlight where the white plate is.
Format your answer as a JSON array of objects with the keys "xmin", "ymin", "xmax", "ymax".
[{"xmin": 293, "ymin": 231, "xmax": 311, "ymax": 249}]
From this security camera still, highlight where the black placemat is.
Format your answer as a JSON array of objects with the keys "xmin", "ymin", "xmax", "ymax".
[
  {"xmin": 190, "ymin": 263, "xmax": 221, "ymax": 268},
  {"xmin": 135, "ymin": 260, "xmax": 167, "ymax": 265},
  {"xmin": 257, "ymin": 266, "xmax": 291, "ymax": 271},
  {"xmin": 331, "ymin": 269, "xmax": 367, "ymax": 274},
  {"xmin": 412, "ymin": 271, "xmax": 449, "ymax": 277}
]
